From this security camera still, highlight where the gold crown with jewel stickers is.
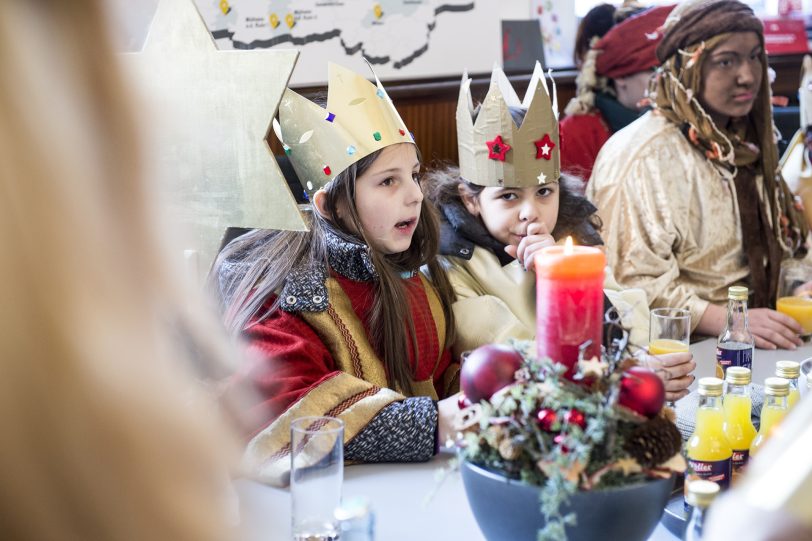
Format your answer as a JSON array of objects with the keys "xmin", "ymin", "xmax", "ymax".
[
  {"xmin": 273, "ymin": 62, "xmax": 414, "ymax": 199},
  {"xmin": 457, "ymin": 62, "xmax": 560, "ymax": 188}
]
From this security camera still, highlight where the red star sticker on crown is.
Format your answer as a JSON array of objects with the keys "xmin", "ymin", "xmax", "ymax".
[
  {"xmin": 534, "ymin": 133, "xmax": 556, "ymax": 160},
  {"xmin": 486, "ymin": 135, "xmax": 511, "ymax": 161}
]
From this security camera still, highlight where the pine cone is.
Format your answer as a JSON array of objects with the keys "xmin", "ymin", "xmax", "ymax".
[
  {"xmin": 498, "ymin": 437, "xmax": 522, "ymax": 460},
  {"xmin": 623, "ymin": 416, "xmax": 682, "ymax": 469}
]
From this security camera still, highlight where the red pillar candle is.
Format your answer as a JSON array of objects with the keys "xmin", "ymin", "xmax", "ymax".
[{"xmin": 534, "ymin": 238, "xmax": 605, "ymax": 379}]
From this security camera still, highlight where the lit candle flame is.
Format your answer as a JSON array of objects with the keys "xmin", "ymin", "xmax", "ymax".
[{"xmin": 564, "ymin": 236, "xmax": 574, "ymax": 255}]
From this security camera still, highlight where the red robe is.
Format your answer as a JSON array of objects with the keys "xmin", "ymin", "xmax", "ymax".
[
  {"xmin": 228, "ymin": 271, "xmax": 458, "ymax": 485},
  {"xmin": 560, "ymin": 110, "xmax": 612, "ymax": 182}
]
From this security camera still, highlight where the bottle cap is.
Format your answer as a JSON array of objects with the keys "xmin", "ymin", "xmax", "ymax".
[
  {"xmin": 775, "ymin": 360, "xmax": 800, "ymax": 379},
  {"xmin": 728, "ymin": 286, "xmax": 749, "ymax": 301},
  {"xmin": 764, "ymin": 377, "xmax": 790, "ymax": 397},
  {"xmin": 725, "ymin": 366, "xmax": 751, "ymax": 386},
  {"xmin": 685, "ymin": 479, "xmax": 720, "ymax": 508},
  {"xmin": 698, "ymin": 377, "xmax": 724, "ymax": 397}
]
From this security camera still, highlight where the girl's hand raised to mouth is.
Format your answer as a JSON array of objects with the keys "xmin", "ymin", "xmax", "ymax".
[{"xmin": 504, "ymin": 221, "xmax": 556, "ymax": 271}]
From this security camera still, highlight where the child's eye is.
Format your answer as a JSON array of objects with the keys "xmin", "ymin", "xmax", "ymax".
[
  {"xmin": 412, "ymin": 172, "xmax": 421, "ymax": 183},
  {"xmin": 717, "ymin": 58, "xmax": 733, "ymax": 68},
  {"xmin": 499, "ymin": 193, "xmax": 518, "ymax": 201},
  {"xmin": 380, "ymin": 177, "xmax": 395, "ymax": 186},
  {"xmin": 537, "ymin": 187, "xmax": 553, "ymax": 197}
]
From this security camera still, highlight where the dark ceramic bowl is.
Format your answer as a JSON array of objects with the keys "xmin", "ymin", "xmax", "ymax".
[{"xmin": 461, "ymin": 459, "xmax": 674, "ymax": 541}]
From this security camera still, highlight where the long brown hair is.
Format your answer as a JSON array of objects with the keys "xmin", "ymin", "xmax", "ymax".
[
  {"xmin": 0, "ymin": 1, "xmax": 239, "ymax": 540},
  {"xmin": 214, "ymin": 149, "xmax": 456, "ymax": 394}
]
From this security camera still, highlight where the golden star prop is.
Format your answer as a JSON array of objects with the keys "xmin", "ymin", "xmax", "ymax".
[{"xmin": 126, "ymin": 0, "xmax": 302, "ymax": 274}]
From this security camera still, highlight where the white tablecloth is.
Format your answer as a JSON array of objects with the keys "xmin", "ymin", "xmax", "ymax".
[{"xmin": 236, "ymin": 339, "xmax": 812, "ymax": 541}]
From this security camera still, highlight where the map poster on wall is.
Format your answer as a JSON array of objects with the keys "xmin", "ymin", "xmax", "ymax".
[
  {"xmin": 530, "ymin": 0, "xmax": 576, "ymax": 68},
  {"xmin": 194, "ymin": 0, "xmax": 502, "ymax": 86}
]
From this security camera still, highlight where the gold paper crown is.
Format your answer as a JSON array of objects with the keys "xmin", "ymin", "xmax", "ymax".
[
  {"xmin": 457, "ymin": 62, "xmax": 560, "ymax": 188},
  {"xmin": 273, "ymin": 62, "xmax": 413, "ymax": 198}
]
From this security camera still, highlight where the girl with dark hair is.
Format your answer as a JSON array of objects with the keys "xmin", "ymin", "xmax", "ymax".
[
  {"xmin": 562, "ymin": 5, "xmax": 674, "ymax": 181},
  {"xmin": 212, "ymin": 64, "xmax": 460, "ymax": 486},
  {"xmin": 424, "ymin": 65, "xmax": 695, "ymax": 402}
]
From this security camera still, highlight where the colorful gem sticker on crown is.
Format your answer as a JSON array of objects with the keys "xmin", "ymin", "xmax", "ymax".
[
  {"xmin": 486, "ymin": 135, "xmax": 511, "ymax": 161},
  {"xmin": 323, "ymin": 165, "xmax": 332, "ymax": 176},
  {"xmin": 373, "ymin": 131, "xmax": 382, "ymax": 141},
  {"xmin": 346, "ymin": 145, "xmax": 356, "ymax": 156},
  {"xmin": 534, "ymin": 133, "xmax": 556, "ymax": 160},
  {"xmin": 325, "ymin": 112, "xmax": 336, "ymax": 122}
]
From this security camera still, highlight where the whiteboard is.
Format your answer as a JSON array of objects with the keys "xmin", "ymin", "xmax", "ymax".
[{"xmin": 193, "ymin": 0, "xmax": 503, "ymax": 85}]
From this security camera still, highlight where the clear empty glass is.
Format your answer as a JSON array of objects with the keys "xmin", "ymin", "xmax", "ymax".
[{"xmin": 291, "ymin": 416, "xmax": 344, "ymax": 541}]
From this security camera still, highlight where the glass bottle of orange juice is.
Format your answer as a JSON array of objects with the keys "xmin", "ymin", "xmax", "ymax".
[
  {"xmin": 749, "ymin": 377, "xmax": 789, "ymax": 457},
  {"xmin": 722, "ymin": 367, "xmax": 756, "ymax": 482},
  {"xmin": 715, "ymin": 286, "xmax": 754, "ymax": 379},
  {"xmin": 775, "ymin": 361, "xmax": 801, "ymax": 409},
  {"xmin": 685, "ymin": 377, "xmax": 732, "ymax": 510}
]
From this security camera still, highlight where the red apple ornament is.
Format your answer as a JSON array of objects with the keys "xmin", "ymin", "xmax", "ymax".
[
  {"xmin": 619, "ymin": 367, "xmax": 665, "ymax": 418},
  {"xmin": 564, "ymin": 409, "xmax": 586, "ymax": 429},
  {"xmin": 536, "ymin": 408, "xmax": 558, "ymax": 431},
  {"xmin": 460, "ymin": 344, "xmax": 523, "ymax": 403}
]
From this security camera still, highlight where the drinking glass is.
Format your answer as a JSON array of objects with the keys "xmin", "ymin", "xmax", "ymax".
[
  {"xmin": 648, "ymin": 308, "xmax": 691, "ymax": 405},
  {"xmin": 649, "ymin": 308, "xmax": 690, "ymax": 355},
  {"xmin": 291, "ymin": 416, "xmax": 344, "ymax": 541},
  {"xmin": 776, "ymin": 262, "xmax": 812, "ymax": 338}
]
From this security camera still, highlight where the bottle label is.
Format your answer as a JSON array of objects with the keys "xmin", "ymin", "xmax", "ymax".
[
  {"xmin": 715, "ymin": 345, "xmax": 752, "ymax": 374},
  {"xmin": 731, "ymin": 448, "xmax": 749, "ymax": 483},
  {"xmin": 684, "ymin": 457, "xmax": 732, "ymax": 511}
]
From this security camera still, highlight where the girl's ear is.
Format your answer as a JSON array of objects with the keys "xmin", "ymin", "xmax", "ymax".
[
  {"xmin": 458, "ymin": 184, "xmax": 481, "ymax": 217},
  {"xmin": 312, "ymin": 189, "xmax": 332, "ymax": 219}
]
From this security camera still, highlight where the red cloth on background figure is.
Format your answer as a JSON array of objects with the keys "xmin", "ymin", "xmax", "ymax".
[
  {"xmin": 561, "ymin": 5, "xmax": 675, "ymax": 182},
  {"xmin": 560, "ymin": 112, "xmax": 612, "ymax": 182}
]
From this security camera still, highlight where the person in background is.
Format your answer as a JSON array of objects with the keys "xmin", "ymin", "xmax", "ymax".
[
  {"xmin": 213, "ymin": 64, "xmax": 461, "ymax": 486},
  {"xmin": 424, "ymin": 65, "xmax": 695, "ymax": 403},
  {"xmin": 0, "ymin": 1, "xmax": 242, "ymax": 540},
  {"xmin": 587, "ymin": 0, "xmax": 810, "ymax": 350},
  {"xmin": 573, "ymin": 4, "xmax": 617, "ymax": 69},
  {"xmin": 562, "ymin": 5, "xmax": 675, "ymax": 182},
  {"xmin": 573, "ymin": 1, "xmax": 646, "ymax": 68}
]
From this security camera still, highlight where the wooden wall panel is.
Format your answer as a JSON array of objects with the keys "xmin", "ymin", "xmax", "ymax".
[{"xmin": 268, "ymin": 54, "xmax": 805, "ymax": 167}]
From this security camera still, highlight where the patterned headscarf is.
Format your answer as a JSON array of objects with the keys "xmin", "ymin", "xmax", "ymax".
[{"xmin": 652, "ymin": 0, "xmax": 808, "ymax": 307}]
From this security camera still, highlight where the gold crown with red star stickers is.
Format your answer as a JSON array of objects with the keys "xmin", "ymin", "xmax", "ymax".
[
  {"xmin": 457, "ymin": 62, "xmax": 559, "ymax": 188},
  {"xmin": 273, "ymin": 62, "xmax": 414, "ymax": 198}
]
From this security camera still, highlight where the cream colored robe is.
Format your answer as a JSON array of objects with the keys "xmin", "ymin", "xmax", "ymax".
[
  {"xmin": 586, "ymin": 112, "xmax": 751, "ymax": 331},
  {"xmin": 443, "ymin": 245, "xmax": 650, "ymax": 358}
]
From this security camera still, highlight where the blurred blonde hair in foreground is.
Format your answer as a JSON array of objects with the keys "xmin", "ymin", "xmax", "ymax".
[{"xmin": 0, "ymin": 1, "xmax": 240, "ymax": 539}]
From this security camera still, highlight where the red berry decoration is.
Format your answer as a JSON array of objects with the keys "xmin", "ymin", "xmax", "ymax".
[
  {"xmin": 553, "ymin": 433, "xmax": 570, "ymax": 453},
  {"xmin": 536, "ymin": 408, "xmax": 558, "ymax": 432},
  {"xmin": 564, "ymin": 409, "xmax": 586, "ymax": 429},
  {"xmin": 460, "ymin": 344, "xmax": 523, "ymax": 403},
  {"xmin": 457, "ymin": 392, "xmax": 472, "ymax": 410},
  {"xmin": 619, "ymin": 367, "xmax": 665, "ymax": 418}
]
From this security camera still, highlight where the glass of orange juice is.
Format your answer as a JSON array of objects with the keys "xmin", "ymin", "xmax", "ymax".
[
  {"xmin": 649, "ymin": 308, "xmax": 691, "ymax": 406},
  {"xmin": 649, "ymin": 308, "xmax": 690, "ymax": 356},
  {"xmin": 776, "ymin": 262, "xmax": 812, "ymax": 338}
]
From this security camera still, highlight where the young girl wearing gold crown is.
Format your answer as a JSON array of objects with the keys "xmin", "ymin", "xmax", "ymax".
[
  {"xmin": 424, "ymin": 64, "xmax": 695, "ymax": 403},
  {"xmin": 212, "ymin": 63, "xmax": 460, "ymax": 486}
]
